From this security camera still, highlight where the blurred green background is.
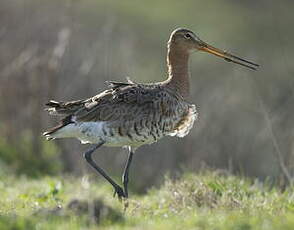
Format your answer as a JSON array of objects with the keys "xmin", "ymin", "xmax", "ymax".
[{"xmin": 0, "ymin": 0, "xmax": 293, "ymax": 191}]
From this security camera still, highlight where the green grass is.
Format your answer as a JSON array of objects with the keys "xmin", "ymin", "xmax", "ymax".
[{"xmin": 0, "ymin": 171, "xmax": 293, "ymax": 230}]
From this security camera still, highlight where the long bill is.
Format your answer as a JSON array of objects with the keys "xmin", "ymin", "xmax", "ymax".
[{"xmin": 198, "ymin": 42, "xmax": 259, "ymax": 70}]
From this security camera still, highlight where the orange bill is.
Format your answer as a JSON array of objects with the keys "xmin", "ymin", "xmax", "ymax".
[{"xmin": 199, "ymin": 42, "xmax": 259, "ymax": 70}]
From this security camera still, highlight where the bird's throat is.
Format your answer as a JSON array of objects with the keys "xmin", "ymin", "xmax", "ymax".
[{"xmin": 166, "ymin": 45, "xmax": 190, "ymax": 99}]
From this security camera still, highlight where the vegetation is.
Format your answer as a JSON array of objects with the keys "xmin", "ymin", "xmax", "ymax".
[
  {"xmin": 0, "ymin": 171, "xmax": 293, "ymax": 229},
  {"xmin": 0, "ymin": 135, "xmax": 62, "ymax": 176}
]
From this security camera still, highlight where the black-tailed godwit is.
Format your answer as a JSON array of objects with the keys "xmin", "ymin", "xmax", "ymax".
[{"xmin": 43, "ymin": 28, "xmax": 259, "ymax": 199}]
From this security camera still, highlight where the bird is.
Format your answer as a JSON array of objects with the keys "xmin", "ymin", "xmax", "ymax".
[{"xmin": 43, "ymin": 28, "xmax": 259, "ymax": 200}]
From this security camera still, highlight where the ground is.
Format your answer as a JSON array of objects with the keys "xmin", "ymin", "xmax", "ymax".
[{"xmin": 0, "ymin": 171, "xmax": 293, "ymax": 230}]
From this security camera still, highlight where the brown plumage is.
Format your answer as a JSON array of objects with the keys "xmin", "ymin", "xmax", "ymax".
[
  {"xmin": 43, "ymin": 28, "xmax": 258, "ymax": 199},
  {"xmin": 44, "ymin": 79, "xmax": 196, "ymax": 145}
]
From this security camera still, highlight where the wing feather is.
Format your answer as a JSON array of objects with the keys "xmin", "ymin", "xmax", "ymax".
[{"xmin": 44, "ymin": 80, "xmax": 197, "ymax": 137}]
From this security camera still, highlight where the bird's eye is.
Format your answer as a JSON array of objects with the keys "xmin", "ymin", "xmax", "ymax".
[{"xmin": 184, "ymin": 33, "xmax": 191, "ymax": 39}]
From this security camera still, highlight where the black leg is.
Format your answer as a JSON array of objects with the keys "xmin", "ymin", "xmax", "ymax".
[
  {"xmin": 122, "ymin": 147, "xmax": 134, "ymax": 198},
  {"xmin": 83, "ymin": 142, "xmax": 126, "ymax": 200}
]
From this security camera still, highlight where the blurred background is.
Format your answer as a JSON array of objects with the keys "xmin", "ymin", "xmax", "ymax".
[{"xmin": 0, "ymin": 0, "xmax": 293, "ymax": 192}]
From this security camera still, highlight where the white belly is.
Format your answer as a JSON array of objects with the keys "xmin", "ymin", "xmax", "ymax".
[{"xmin": 52, "ymin": 121, "xmax": 157, "ymax": 147}]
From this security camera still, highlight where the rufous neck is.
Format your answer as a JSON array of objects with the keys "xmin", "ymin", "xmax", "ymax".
[{"xmin": 166, "ymin": 43, "xmax": 190, "ymax": 99}]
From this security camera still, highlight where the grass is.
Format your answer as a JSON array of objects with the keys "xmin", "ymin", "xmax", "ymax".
[{"xmin": 0, "ymin": 171, "xmax": 293, "ymax": 230}]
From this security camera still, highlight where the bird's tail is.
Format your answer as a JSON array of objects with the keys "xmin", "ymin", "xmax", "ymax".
[
  {"xmin": 43, "ymin": 115, "xmax": 74, "ymax": 140},
  {"xmin": 43, "ymin": 99, "xmax": 85, "ymax": 140}
]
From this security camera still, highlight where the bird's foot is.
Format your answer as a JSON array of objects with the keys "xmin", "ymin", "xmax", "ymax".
[{"xmin": 113, "ymin": 186, "xmax": 126, "ymax": 201}]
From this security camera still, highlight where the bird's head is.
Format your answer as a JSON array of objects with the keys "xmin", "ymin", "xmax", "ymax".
[{"xmin": 168, "ymin": 28, "xmax": 259, "ymax": 70}]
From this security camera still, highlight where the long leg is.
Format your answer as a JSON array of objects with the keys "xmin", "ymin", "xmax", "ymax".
[
  {"xmin": 122, "ymin": 146, "xmax": 134, "ymax": 198},
  {"xmin": 83, "ymin": 142, "xmax": 125, "ymax": 199}
]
